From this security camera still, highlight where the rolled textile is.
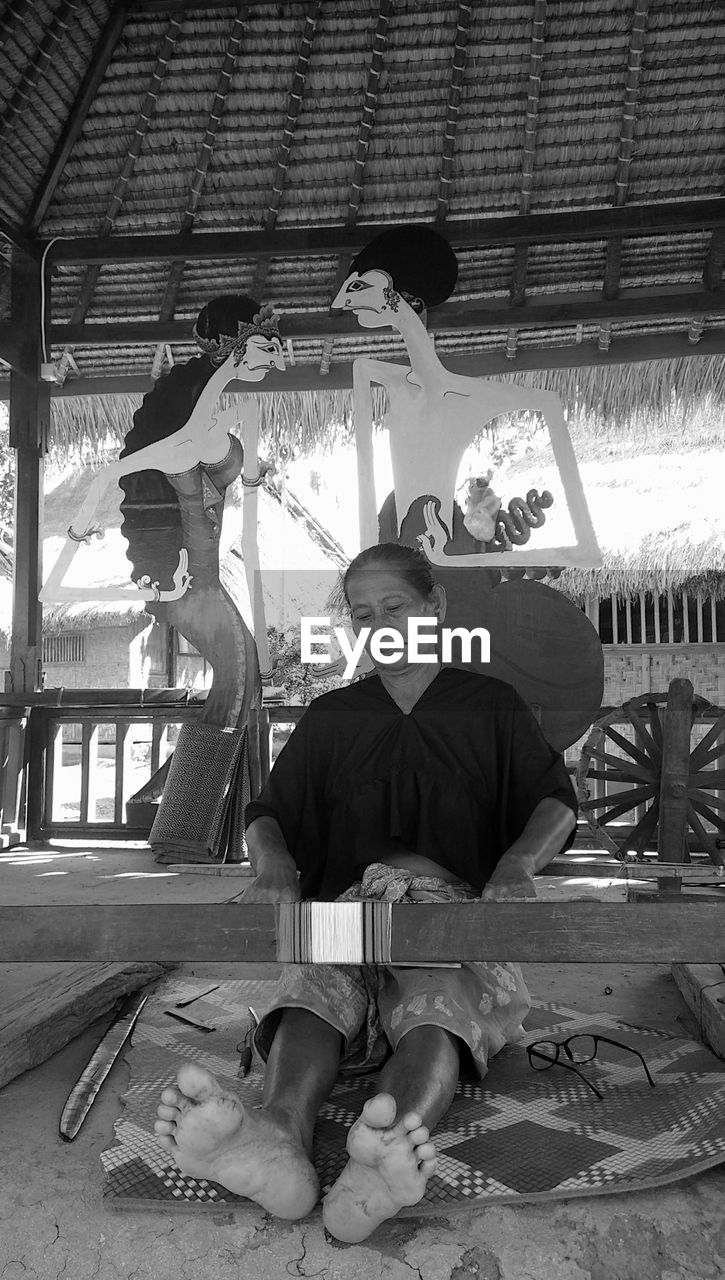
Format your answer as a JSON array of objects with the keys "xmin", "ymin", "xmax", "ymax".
[{"xmin": 150, "ymin": 722, "xmax": 250, "ymax": 864}]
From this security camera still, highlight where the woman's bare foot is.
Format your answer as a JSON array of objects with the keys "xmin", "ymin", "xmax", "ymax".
[
  {"xmin": 322, "ymin": 1093, "xmax": 437, "ymax": 1242},
  {"xmin": 154, "ymin": 1063, "xmax": 318, "ymax": 1219}
]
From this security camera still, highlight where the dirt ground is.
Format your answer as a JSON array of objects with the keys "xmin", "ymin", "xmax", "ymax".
[{"xmin": 1, "ymin": 844, "xmax": 724, "ymax": 1280}]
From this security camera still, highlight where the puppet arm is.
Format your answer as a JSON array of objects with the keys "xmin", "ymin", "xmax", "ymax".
[
  {"xmin": 481, "ymin": 798, "xmax": 577, "ymax": 900},
  {"xmin": 352, "ymin": 356, "xmax": 409, "ymax": 548}
]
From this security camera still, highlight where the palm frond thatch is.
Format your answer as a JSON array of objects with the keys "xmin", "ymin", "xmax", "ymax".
[{"xmin": 47, "ymin": 353, "xmax": 725, "ymax": 460}]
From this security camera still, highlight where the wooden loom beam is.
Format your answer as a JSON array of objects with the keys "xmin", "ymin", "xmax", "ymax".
[{"xmin": 0, "ymin": 902, "xmax": 722, "ymax": 964}]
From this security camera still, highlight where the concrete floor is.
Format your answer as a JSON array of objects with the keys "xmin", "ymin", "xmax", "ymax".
[{"xmin": 1, "ymin": 843, "xmax": 724, "ymax": 1280}]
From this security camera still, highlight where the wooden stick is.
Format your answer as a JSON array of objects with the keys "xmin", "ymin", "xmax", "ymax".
[
  {"xmin": 0, "ymin": 902, "xmax": 722, "ymax": 964},
  {"xmin": 658, "ymin": 678, "xmax": 694, "ymax": 863}
]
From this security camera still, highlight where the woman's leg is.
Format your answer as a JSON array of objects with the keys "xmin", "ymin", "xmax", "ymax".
[
  {"xmin": 322, "ymin": 1024, "xmax": 459, "ymax": 1243},
  {"xmin": 262, "ymin": 1007, "xmax": 344, "ymax": 1152}
]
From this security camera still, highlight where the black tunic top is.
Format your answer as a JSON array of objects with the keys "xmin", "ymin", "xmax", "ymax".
[{"xmin": 245, "ymin": 667, "xmax": 577, "ymax": 900}]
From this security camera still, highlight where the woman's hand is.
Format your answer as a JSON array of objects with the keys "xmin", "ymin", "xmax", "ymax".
[
  {"xmin": 481, "ymin": 853, "xmax": 537, "ymax": 901},
  {"xmin": 241, "ymin": 866, "xmax": 301, "ymax": 904}
]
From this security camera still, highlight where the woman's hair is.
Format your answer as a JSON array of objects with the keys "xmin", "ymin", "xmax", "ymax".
[
  {"xmin": 342, "ymin": 542, "xmax": 437, "ymax": 606},
  {"xmin": 348, "ymin": 225, "xmax": 458, "ymax": 309}
]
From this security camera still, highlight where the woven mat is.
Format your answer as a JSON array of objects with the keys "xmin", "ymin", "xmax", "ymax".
[{"xmin": 101, "ymin": 975, "xmax": 725, "ymax": 1214}]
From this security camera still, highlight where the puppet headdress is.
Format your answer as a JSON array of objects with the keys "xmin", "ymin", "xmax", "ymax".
[{"xmin": 348, "ymin": 225, "xmax": 458, "ymax": 309}]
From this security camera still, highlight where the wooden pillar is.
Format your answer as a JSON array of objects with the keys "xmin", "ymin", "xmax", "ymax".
[
  {"xmin": 7, "ymin": 249, "xmax": 49, "ymax": 695},
  {"xmin": 657, "ymin": 677, "xmax": 694, "ymax": 864}
]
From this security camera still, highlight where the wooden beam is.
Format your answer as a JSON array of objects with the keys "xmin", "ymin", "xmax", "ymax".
[
  {"xmin": 44, "ymin": 197, "xmax": 725, "ymax": 265},
  {"xmin": 8, "ymin": 251, "xmax": 48, "ymax": 696},
  {"xmin": 658, "ymin": 678, "xmax": 695, "ymax": 863},
  {"xmin": 24, "ymin": 3, "xmax": 129, "ymax": 231},
  {"xmin": 0, "ymin": 213, "xmax": 38, "ymax": 257},
  {"xmin": 0, "ymin": 334, "xmax": 23, "ymax": 371},
  {"xmin": 508, "ymin": 0, "xmax": 547, "ymax": 304},
  {"xmin": 134, "ymin": 0, "xmax": 301, "ymax": 8},
  {"xmin": 43, "ymin": 289, "xmax": 725, "ymax": 348},
  {"xmin": 671, "ymin": 963, "xmax": 725, "ymax": 1059},
  {"xmin": 2, "ymin": 327, "xmax": 725, "ymax": 400},
  {"xmin": 0, "ymin": 902, "xmax": 722, "ymax": 963}
]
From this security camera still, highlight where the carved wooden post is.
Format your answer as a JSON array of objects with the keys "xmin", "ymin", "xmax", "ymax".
[
  {"xmin": 8, "ymin": 248, "xmax": 49, "ymax": 696},
  {"xmin": 657, "ymin": 677, "xmax": 694, "ymax": 864}
]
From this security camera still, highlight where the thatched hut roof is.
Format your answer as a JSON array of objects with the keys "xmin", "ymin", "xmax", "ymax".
[
  {"xmin": 505, "ymin": 427, "xmax": 725, "ymax": 602},
  {"xmin": 1, "ymin": 2, "xmax": 724, "ymax": 394}
]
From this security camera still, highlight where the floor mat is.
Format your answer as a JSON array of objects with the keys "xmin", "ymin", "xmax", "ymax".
[{"xmin": 101, "ymin": 974, "xmax": 725, "ymax": 1213}]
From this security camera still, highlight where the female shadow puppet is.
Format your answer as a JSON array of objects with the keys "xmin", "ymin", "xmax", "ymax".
[{"xmin": 155, "ymin": 543, "xmax": 577, "ymax": 1242}]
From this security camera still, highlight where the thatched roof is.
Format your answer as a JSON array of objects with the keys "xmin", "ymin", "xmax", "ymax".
[
  {"xmin": 1, "ymin": 2, "xmax": 725, "ymax": 393},
  {"xmin": 505, "ymin": 427, "xmax": 725, "ymax": 602},
  {"xmin": 44, "ymin": 347, "xmax": 725, "ymax": 458}
]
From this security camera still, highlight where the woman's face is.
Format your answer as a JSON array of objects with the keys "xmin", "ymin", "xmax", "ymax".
[{"xmin": 345, "ymin": 567, "xmax": 445, "ymax": 673}]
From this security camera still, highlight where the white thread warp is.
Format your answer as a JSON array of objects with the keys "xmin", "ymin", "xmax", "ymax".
[{"xmin": 276, "ymin": 901, "xmax": 393, "ymax": 964}]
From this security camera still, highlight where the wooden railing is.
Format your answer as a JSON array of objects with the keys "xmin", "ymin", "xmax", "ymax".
[
  {"xmin": 2, "ymin": 691, "xmax": 720, "ymax": 854},
  {"xmin": 12, "ymin": 691, "xmax": 204, "ymax": 842},
  {"xmin": 5, "ymin": 694, "xmax": 307, "ymax": 844}
]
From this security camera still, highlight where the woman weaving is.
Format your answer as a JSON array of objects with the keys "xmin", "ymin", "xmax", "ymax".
[{"xmin": 154, "ymin": 543, "xmax": 577, "ymax": 1241}]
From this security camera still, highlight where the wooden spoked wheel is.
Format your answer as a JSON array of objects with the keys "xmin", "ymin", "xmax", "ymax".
[{"xmin": 576, "ymin": 691, "xmax": 725, "ymax": 863}]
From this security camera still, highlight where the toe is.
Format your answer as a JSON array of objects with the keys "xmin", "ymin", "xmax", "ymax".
[
  {"xmin": 419, "ymin": 1156, "xmax": 437, "ymax": 1178},
  {"xmin": 156, "ymin": 1104, "xmax": 179, "ymax": 1123},
  {"xmin": 176, "ymin": 1062, "xmax": 223, "ymax": 1103},
  {"xmin": 154, "ymin": 1119, "xmax": 176, "ymax": 1136},
  {"xmin": 417, "ymin": 1141, "xmax": 436, "ymax": 1163},
  {"xmin": 408, "ymin": 1124, "xmax": 430, "ymax": 1146},
  {"xmin": 160, "ymin": 1086, "xmax": 180, "ymax": 1107},
  {"xmin": 154, "ymin": 1126, "xmax": 178, "ymax": 1146},
  {"xmin": 402, "ymin": 1111, "xmax": 423, "ymax": 1133},
  {"xmin": 362, "ymin": 1093, "xmax": 397, "ymax": 1129}
]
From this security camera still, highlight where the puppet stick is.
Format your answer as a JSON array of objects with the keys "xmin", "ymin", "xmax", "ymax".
[
  {"xmin": 353, "ymin": 361, "xmax": 378, "ymax": 550},
  {"xmin": 241, "ymin": 398, "xmax": 272, "ymax": 681}
]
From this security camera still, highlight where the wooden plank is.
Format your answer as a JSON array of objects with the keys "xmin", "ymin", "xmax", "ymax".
[
  {"xmin": 0, "ymin": 902, "xmax": 723, "ymax": 963},
  {"xmin": 8, "ymin": 252, "xmax": 48, "ymax": 698},
  {"xmin": 671, "ymin": 962, "xmax": 725, "ymax": 1060},
  {"xmin": 45, "ymin": 289, "xmax": 725, "ymax": 348},
  {"xmin": 682, "ymin": 591, "xmax": 690, "ymax": 644},
  {"xmin": 0, "ymin": 962, "xmax": 171, "ymax": 1089},
  {"xmin": 0, "ymin": 213, "xmax": 37, "ymax": 257},
  {"xmin": 79, "ymin": 721, "xmax": 92, "ymax": 823},
  {"xmin": 113, "ymin": 721, "xmax": 127, "ymax": 825},
  {"xmin": 658, "ymin": 678, "xmax": 694, "ymax": 863},
  {"xmin": 45, "ymin": 197, "xmax": 725, "ymax": 264},
  {"xmin": 4, "ymin": 330, "xmax": 725, "ymax": 402}
]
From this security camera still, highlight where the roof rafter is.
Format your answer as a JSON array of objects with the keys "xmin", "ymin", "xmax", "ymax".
[
  {"xmin": 506, "ymin": 0, "xmax": 547, "ymax": 362},
  {"xmin": 250, "ymin": 0, "xmax": 322, "ymax": 300},
  {"xmin": 45, "ymin": 197, "xmax": 725, "ymax": 265},
  {"xmin": 5, "ymin": 328, "xmax": 725, "ymax": 401},
  {"xmin": 319, "ymin": 0, "xmax": 392, "ymax": 376},
  {"xmin": 0, "ymin": 0, "xmax": 79, "ymax": 147},
  {"xmin": 598, "ymin": 0, "xmax": 649, "ymax": 353},
  {"xmin": 24, "ymin": 2, "xmax": 130, "ymax": 232},
  {"xmin": 36, "ymin": 285, "xmax": 725, "ymax": 347},
  {"xmin": 56, "ymin": 13, "xmax": 184, "ymax": 383},
  {"xmin": 435, "ymin": 1, "xmax": 472, "ymax": 224},
  {"xmin": 149, "ymin": 5, "xmax": 247, "ymax": 377},
  {"xmin": 0, "ymin": 212, "xmax": 37, "ymax": 256}
]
